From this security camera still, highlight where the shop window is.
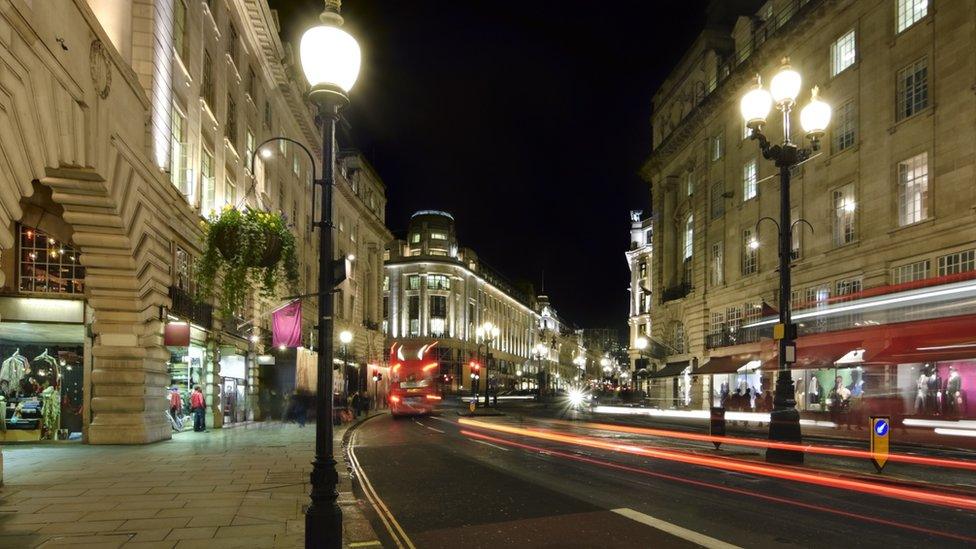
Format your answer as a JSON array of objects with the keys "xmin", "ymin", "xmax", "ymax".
[
  {"xmin": 429, "ymin": 295, "xmax": 447, "ymax": 336},
  {"xmin": 18, "ymin": 225, "xmax": 84, "ymax": 294},
  {"xmin": 938, "ymin": 250, "xmax": 976, "ymax": 277}
]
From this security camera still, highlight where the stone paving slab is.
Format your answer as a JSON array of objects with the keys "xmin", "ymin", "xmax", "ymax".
[{"xmin": 0, "ymin": 416, "xmax": 384, "ymax": 548}]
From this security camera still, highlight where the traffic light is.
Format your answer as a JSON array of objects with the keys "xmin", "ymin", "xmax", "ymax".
[{"xmin": 469, "ymin": 360, "xmax": 481, "ymax": 372}]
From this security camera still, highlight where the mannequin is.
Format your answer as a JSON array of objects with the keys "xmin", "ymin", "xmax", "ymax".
[
  {"xmin": 946, "ymin": 367, "xmax": 962, "ymax": 416},
  {"xmin": 808, "ymin": 376, "xmax": 821, "ymax": 409},
  {"xmin": 915, "ymin": 369, "xmax": 928, "ymax": 414}
]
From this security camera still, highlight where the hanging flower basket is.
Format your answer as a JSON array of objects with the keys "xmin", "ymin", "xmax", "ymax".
[{"xmin": 196, "ymin": 206, "xmax": 299, "ymax": 317}]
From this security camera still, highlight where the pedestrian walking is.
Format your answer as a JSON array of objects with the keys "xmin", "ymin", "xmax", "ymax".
[
  {"xmin": 190, "ymin": 385, "xmax": 207, "ymax": 432},
  {"xmin": 352, "ymin": 391, "xmax": 362, "ymax": 418},
  {"xmin": 169, "ymin": 386, "xmax": 183, "ymax": 431},
  {"xmin": 292, "ymin": 392, "xmax": 307, "ymax": 427}
]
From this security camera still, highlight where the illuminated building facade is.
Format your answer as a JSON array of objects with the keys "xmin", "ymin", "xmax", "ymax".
[{"xmin": 641, "ymin": 0, "xmax": 976, "ymax": 433}]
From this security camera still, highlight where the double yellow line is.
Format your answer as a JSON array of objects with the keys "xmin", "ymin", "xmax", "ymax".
[{"xmin": 347, "ymin": 430, "xmax": 416, "ymax": 549}]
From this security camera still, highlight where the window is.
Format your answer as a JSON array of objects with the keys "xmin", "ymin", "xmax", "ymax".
[
  {"xmin": 710, "ymin": 133, "xmax": 724, "ymax": 161},
  {"xmin": 806, "ymin": 285, "xmax": 831, "ymax": 306},
  {"xmin": 201, "ymin": 52, "xmax": 215, "ymax": 107},
  {"xmin": 382, "ymin": 276, "xmax": 389, "ymax": 292},
  {"xmin": 18, "ymin": 225, "xmax": 84, "ymax": 294},
  {"xmin": 726, "ymin": 306, "xmax": 742, "ymax": 334},
  {"xmin": 744, "ymin": 302, "xmax": 761, "ymax": 325},
  {"xmin": 407, "ymin": 275, "xmax": 421, "ymax": 291},
  {"xmin": 225, "ymin": 93, "xmax": 237, "ymax": 146},
  {"xmin": 683, "ymin": 215, "xmax": 694, "ymax": 260},
  {"xmin": 292, "ymin": 151, "xmax": 300, "ymax": 177},
  {"xmin": 175, "ymin": 246, "xmax": 192, "ymax": 292},
  {"xmin": 896, "ymin": 57, "xmax": 928, "ymax": 121},
  {"xmin": 832, "ymin": 184, "xmax": 856, "ymax": 246},
  {"xmin": 408, "ymin": 295, "xmax": 420, "ymax": 337},
  {"xmin": 638, "ymin": 260, "xmax": 647, "ymax": 279},
  {"xmin": 896, "ymin": 0, "xmax": 928, "ymax": 33},
  {"xmin": 742, "ymin": 159, "xmax": 758, "ymax": 201},
  {"xmin": 277, "ymin": 180, "xmax": 285, "ymax": 211},
  {"xmin": 334, "ymin": 289, "xmax": 344, "ymax": 320},
  {"xmin": 710, "ymin": 182, "xmax": 725, "ymax": 219},
  {"xmin": 710, "ymin": 241, "xmax": 724, "ymax": 286},
  {"xmin": 225, "ymin": 170, "xmax": 236, "ymax": 206},
  {"xmin": 832, "ymin": 100, "xmax": 856, "ymax": 152},
  {"xmin": 264, "ymin": 100, "xmax": 272, "ymax": 129},
  {"xmin": 429, "ymin": 295, "xmax": 447, "ymax": 336},
  {"xmin": 938, "ymin": 250, "xmax": 976, "ymax": 276},
  {"xmin": 173, "ymin": 0, "xmax": 188, "ymax": 65},
  {"xmin": 742, "ymin": 228, "xmax": 758, "ymax": 275},
  {"xmin": 428, "ymin": 274, "xmax": 451, "ymax": 290},
  {"xmin": 897, "ymin": 152, "xmax": 928, "ymax": 226},
  {"xmin": 227, "ymin": 21, "xmax": 238, "ymax": 66},
  {"xmin": 244, "ymin": 130, "xmax": 255, "ymax": 173},
  {"xmin": 430, "ymin": 231, "xmax": 447, "ymax": 240},
  {"xmin": 671, "ymin": 322, "xmax": 686, "ymax": 354},
  {"xmin": 409, "ymin": 233, "xmax": 421, "ymax": 244},
  {"xmin": 278, "ymin": 139, "xmax": 287, "ymax": 155},
  {"xmin": 685, "ymin": 171, "xmax": 694, "ymax": 196},
  {"xmin": 830, "ymin": 29, "xmax": 856, "ymax": 76},
  {"xmin": 836, "ymin": 277, "xmax": 862, "ymax": 299},
  {"xmin": 169, "ymin": 104, "xmax": 190, "ymax": 196},
  {"xmin": 246, "ymin": 66, "xmax": 256, "ymax": 100},
  {"xmin": 200, "ymin": 145, "xmax": 215, "ymax": 214},
  {"xmin": 709, "ymin": 312, "xmax": 725, "ymax": 336},
  {"xmin": 893, "ymin": 260, "xmax": 929, "ymax": 284}
]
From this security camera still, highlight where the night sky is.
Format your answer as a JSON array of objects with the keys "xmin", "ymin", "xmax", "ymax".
[{"xmin": 270, "ymin": 0, "xmax": 709, "ymax": 329}]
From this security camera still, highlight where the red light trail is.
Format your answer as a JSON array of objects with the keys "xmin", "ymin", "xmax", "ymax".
[
  {"xmin": 459, "ymin": 429, "xmax": 976, "ymax": 545},
  {"xmin": 458, "ymin": 418, "xmax": 976, "ymax": 512}
]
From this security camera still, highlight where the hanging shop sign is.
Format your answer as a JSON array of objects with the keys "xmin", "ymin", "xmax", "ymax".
[
  {"xmin": 870, "ymin": 416, "xmax": 890, "ymax": 472},
  {"xmin": 164, "ymin": 322, "xmax": 191, "ymax": 347},
  {"xmin": 219, "ymin": 354, "xmax": 246, "ymax": 379}
]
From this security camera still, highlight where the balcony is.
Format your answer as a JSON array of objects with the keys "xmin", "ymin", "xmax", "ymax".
[
  {"xmin": 662, "ymin": 283, "xmax": 692, "ymax": 303},
  {"xmin": 169, "ymin": 286, "xmax": 213, "ymax": 329}
]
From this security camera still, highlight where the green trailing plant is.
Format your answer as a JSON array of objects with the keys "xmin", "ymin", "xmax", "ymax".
[{"xmin": 195, "ymin": 205, "xmax": 300, "ymax": 317}]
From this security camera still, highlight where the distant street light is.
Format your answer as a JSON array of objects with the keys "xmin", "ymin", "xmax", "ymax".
[
  {"xmin": 740, "ymin": 57, "xmax": 830, "ymax": 465},
  {"xmin": 476, "ymin": 322, "xmax": 500, "ymax": 407},
  {"xmin": 299, "ymin": 1, "xmax": 361, "ymax": 546},
  {"xmin": 534, "ymin": 343, "xmax": 548, "ymax": 395}
]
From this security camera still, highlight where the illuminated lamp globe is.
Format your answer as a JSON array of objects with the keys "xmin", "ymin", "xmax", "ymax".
[
  {"xmin": 635, "ymin": 336, "xmax": 649, "ymax": 351},
  {"xmin": 740, "ymin": 75, "xmax": 772, "ymax": 130},
  {"xmin": 769, "ymin": 59, "xmax": 802, "ymax": 105},
  {"xmin": 800, "ymin": 86, "xmax": 831, "ymax": 140},
  {"xmin": 339, "ymin": 330, "xmax": 353, "ymax": 344},
  {"xmin": 300, "ymin": 19, "xmax": 361, "ymax": 96}
]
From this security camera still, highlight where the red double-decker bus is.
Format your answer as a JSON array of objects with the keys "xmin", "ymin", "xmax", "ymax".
[{"xmin": 389, "ymin": 342, "xmax": 443, "ymax": 418}]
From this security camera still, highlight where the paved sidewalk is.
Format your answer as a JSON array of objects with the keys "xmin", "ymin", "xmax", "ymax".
[{"xmin": 0, "ymin": 415, "xmax": 383, "ymax": 548}]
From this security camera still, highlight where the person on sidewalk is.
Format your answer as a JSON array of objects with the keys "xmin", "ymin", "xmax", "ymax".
[
  {"xmin": 352, "ymin": 391, "xmax": 362, "ymax": 418},
  {"xmin": 291, "ymin": 391, "xmax": 307, "ymax": 427},
  {"xmin": 190, "ymin": 385, "xmax": 207, "ymax": 432},
  {"xmin": 169, "ymin": 387, "xmax": 183, "ymax": 431}
]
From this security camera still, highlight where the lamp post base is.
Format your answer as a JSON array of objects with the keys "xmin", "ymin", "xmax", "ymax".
[
  {"xmin": 305, "ymin": 457, "xmax": 343, "ymax": 548},
  {"xmin": 766, "ymin": 370, "xmax": 803, "ymax": 464}
]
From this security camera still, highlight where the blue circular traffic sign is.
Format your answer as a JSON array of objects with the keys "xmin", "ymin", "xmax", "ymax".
[{"xmin": 875, "ymin": 419, "xmax": 889, "ymax": 436}]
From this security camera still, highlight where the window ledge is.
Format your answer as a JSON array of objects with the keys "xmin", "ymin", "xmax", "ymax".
[
  {"xmin": 201, "ymin": 2, "xmax": 220, "ymax": 40},
  {"xmin": 225, "ymin": 53, "xmax": 242, "ymax": 84},
  {"xmin": 224, "ymin": 137, "xmax": 240, "ymax": 159},
  {"xmin": 888, "ymin": 104, "xmax": 935, "ymax": 134},
  {"xmin": 888, "ymin": 217, "xmax": 934, "ymax": 237},
  {"xmin": 826, "ymin": 240, "xmax": 860, "ymax": 255},
  {"xmin": 824, "ymin": 143, "xmax": 858, "ymax": 165},
  {"xmin": 173, "ymin": 50, "xmax": 192, "ymax": 84},
  {"xmin": 200, "ymin": 98, "xmax": 218, "ymax": 130}
]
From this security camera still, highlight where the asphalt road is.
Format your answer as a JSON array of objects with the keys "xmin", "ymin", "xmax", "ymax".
[{"xmin": 349, "ymin": 410, "xmax": 976, "ymax": 549}]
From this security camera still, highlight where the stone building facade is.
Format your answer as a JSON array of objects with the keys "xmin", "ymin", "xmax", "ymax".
[
  {"xmin": 625, "ymin": 210, "xmax": 654, "ymax": 371},
  {"xmin": 0, "ymin": 0, "xmax": 388, "ymax": 443},
  {"xmin": 641, "ymin": 0, "xmax": 976, "ymax": 415}
]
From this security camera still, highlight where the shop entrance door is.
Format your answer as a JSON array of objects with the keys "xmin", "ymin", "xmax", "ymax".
[{"xmin": 223, "ymin": 378, "xmax": 238, "ymax": 425}]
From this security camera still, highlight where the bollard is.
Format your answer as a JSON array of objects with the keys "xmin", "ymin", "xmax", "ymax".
[{"xmin": 710, "ymin": 406, "xmax": 726, "ymax": 449}]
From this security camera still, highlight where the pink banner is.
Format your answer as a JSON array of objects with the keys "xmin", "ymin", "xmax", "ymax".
[{"xmin": 272, "ymin": 300, "xmax": 302, "ymax": 348}]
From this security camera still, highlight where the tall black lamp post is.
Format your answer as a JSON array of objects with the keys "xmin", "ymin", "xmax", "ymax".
[
  {"xmin": 476, "ymin": 321, "xmax": 500, "ymax": 407},
  {"xmin": 298, "ymin": 1, "xmax": 361, "ymax": 547},
  {"xmin": 739, "ymin": 58, "xmax": 830, "ymax": 464}
]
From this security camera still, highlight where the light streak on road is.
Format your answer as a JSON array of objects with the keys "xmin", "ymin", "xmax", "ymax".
[
  {"xmin": 459, "ymin": 429, "xmax": 976, "ymax": 545},
  {"xmin": 537, "ymin": 418, "xmax": 976, "ymax": 471},
  {"xmin": 591, "ymin": 406, "xmax": 837, "ymax": 427},
  {"xmin": 458, "ymin": 418, "xmax": 976, "ymax": 512}
]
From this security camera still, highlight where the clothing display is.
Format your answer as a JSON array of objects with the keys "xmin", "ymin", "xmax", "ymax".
[
  {"xmin": 40, "ymin": 385, "xmax": 60, "ymax": 439},
  {"xmin": 1, "ymin": 350, "xmax": 30, "ymax": 390}
]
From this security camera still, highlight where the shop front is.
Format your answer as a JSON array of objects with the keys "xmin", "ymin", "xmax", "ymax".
[
  {"xmin": 219, "ymin": 348, "xmax": 249, "ymax": 425},
  {"xmin": 0, "ymin": 297, "xmax": 88, "ymax": 442}
]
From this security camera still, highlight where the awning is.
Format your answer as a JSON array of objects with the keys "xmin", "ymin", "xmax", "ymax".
[
  {"xmin": 649, "ymin": 361, "xmax": 690, "ymax": 379},
  {"xmin": 762, "ymin": 340, "xmax": 863, "ymax": 371},
  {"xmin": 698, "ymin": 354, "xmax": 761, "ymax": 375},
  {"xmin": 868, "ymin": 314, "xmax": 976, "ymax": 363}
]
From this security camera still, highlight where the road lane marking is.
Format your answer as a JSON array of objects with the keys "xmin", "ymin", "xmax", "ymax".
[
  {"xmin": 612, "ymin": 508, "xmax": 742, "ymax": 549},
  {"xmin": 425, "ymin": 426, "xmax": 445, "ymax": 433},
  {"xmin": 472, "ymin": 439, "xmax": 510, "ymax": 451},
  {"xmin": 348, "ymin": 431, "xmax": 416, "ymax": 549},
  {"xmin": 348, "ymin": 542, "xmax": 383, "ymax": 547}
]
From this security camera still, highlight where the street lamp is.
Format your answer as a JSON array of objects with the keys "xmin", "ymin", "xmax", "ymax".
[
  {"xmin": 476, "ymin": 321, "xmax": 500, "ymax": 407},
  {"xmin": 740, "ymin": 58, "xmax": 830, "ymax": 465},
  {"xmin": 634, "ymin": 336, "xmax": 648, "ymax": 393},
  {"xmin": 299, "ymin": 1, "xmax": 360, "ymax": 546},
  {"xmin": 339, "ymin": 330, "xmax": 353, "ymax": 400},
  {"xmin": 534, "ymin": 343, "xmax": 548, "ymax": 396}
]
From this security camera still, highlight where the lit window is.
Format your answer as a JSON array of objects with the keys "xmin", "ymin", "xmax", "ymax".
[
  {"xmin": 896, "ymin": 0, "xmax": 928, "ymax": 33},
  {"xmin": 225, "ymin": 94, "xmax": 237, "ymax": 147},
  {"xmin": 200, "ymin": 145, "xmax": 215, "ymax": 214},
  {"xmin": 897, "ymin": 152, "xmax": 928, "ymax": 226},
  {"xmin": 169, "ymin": 104, "xmax": 190, "ymax": 197},
  {"xmin": 835, "ymin": 277, "xmax": 862, "ymax": 299},
  {"xmin": 806, "ymin": 286, "xmax": 831, "ymax": 307},
  {"xmin": 711, "ymin": 133, "xmax": 724, "ymax": 161},
  {"xmin": 726, "ymin": 306, "xmax": 742, "ymax": 333},
  {"xmin": 683, "ymin": 215, "xmax": 694, "ymax": 260},
  {"xmin": 429, "ymin": 295, "xmax": 447, "ymax": 336},
  {"xmin": 896, "ymin": 57, "xmax": 928, "ymax": 121},
  {"xmin": 892, "ymin": 260, "xmax": 929, "ymax": 284},
  {"xmin": 173, "ymin": 0, "xmax": 188, "ymax": 65},
  {"xmin": 832, "ymin": 100, "xmax": 856, "ymax": 153},
  {"xmin": 742, "ymin": 159, "xmax": 758, "ymax": 201},
  {"xmin": 225, "ymin": 170, "xmax": 236, "ymax": 206},
  {"xmin": 292, "ymin": 152, "xmax": 300, "ymax": 177},
  {"xmin": 18, "ymin": 225, "xmax": 85, "ymax": 294},
  {"xmin": 742, "ymin": 228, "xmax": 758, "ymax": 275},
  {"xmin": 670, "ymin": 322, "xmax": 685, "ymax": 354},
  {"xmin": 410, "ymin": 233, "xmax": 421, "ymax": 244},
  {"xmin": 430, "ymin": 232, "xmax": 447, "ymax": 240},
  {"xmin": 710, "ymin": 241, "xmax": 723, "ymax": 286},
  {"xmin": 832, "ymin": 184, "xmax": 856, "ymax": 246},
  {"xmin": 175, "ymin": 246, "xmax": 192, "ymax": 292},
  {"xmin": 407, "ymin": 275, "xmax": 421, "ymax": 291},
  {"xmin": 201, "ymin": 52, "xmax": 214, "ymax": 107},
  {"xmin": 244, "ymin": 130, "xmax": 255, "ymax": 172},
  {"xmin": 685, "ymin": 171, "xmax": 694, "ymax": 196},
  {"xmin": 709, "ymin": 312, "xmax": 725, "ymax": 336},
  {"xmin": 427, "ymin": 274, "xmax": 451, "ymax": 291},
  {"xmin": 938, "ymin": 250, "xmax": 976, "ymax": 277},
  {"xmin": 830, "ymin": 29, "xmax": 856, "ymax": 76},
  {"xmin": 408, "ymin": 296, "xmax": 420, "ymax": 336}
]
